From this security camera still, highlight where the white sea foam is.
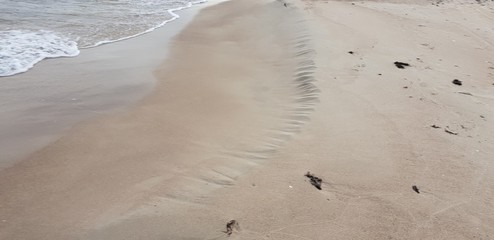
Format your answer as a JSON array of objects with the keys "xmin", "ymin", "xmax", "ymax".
[
  {"xmin": 86, "ymin": 0, "xmax": 206, "ymax": 48},
  {"xmin": 0, "ymin": 30, "xmax": 80, "ymax": 77},
  {"xmin": 0, "ymin": 0, "xmax": 206, "ymax": 77}
]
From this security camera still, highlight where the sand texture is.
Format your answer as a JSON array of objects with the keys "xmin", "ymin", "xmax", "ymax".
[{"xmin": 1, "ymin": 0, "xmax": 494, "ymax": 239}]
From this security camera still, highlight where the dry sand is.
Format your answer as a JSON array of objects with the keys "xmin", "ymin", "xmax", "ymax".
[{"xmin": 1, "ymin": 0, "xmax": 494, "ymax": 239}]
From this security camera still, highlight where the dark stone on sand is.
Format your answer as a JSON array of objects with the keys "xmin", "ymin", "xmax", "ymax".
[
  {"xmin": 431, "ymin": 125, "xmax": 440, "ymax": 129},
  {"xmin": 394, "ymin": 61, "xmax": 410, "ymax": 69},
  {"xmin": 305, "ymin": 172, "xmax": 322, "ymax": 190},
  {"xmin": 452, "ymin": 79, "xmax": 462, "ymax": 86},
  {"xmin": 412, "ymin": 185, "xmax": 420, "ymax": 194},
  {"xmin": 348, "ymin": 51, "xmax": 354, "ymax": 54}
]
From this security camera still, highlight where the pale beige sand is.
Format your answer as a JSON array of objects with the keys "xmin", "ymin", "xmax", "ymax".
[{"xmin": 1, "ymin": 0, "xmax": 494, "ymax": 239}]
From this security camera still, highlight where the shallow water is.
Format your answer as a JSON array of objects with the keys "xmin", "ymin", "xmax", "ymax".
[{"xmin": 0, "ymin": 0, "xmax": 202, "ymax": 76}]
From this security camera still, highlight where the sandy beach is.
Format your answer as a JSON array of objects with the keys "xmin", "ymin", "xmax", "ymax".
[{"xmin": 1, "ymin": 0, "xmax": 494, "ymax": 239}]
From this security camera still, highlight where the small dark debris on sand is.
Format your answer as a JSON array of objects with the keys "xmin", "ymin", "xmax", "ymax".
[
  {"xmin": 378, "ymin": 73, "xmax": 382, "ymax": 76},
  {"xmin": 394, "ymin": 61, "xmax": 410, "ymax": 69},
  {"xmin": 348, "ymin": 51, "xmax": 354, "ymax": 54},
  {"xmin": 452, "ymin": 79, "xmax": 462, "ymax": 86},
  {"xmin": 284, "ymin": 3, "xmax": 287, "ymax": 7},
  {"xmin": 412, "ymin": 185, "xmax": 420, "ymax": 194},
  {"xmin": 445, "ymin": 128, "xmax": 458, "ymax": 135},
  {"xmin": 431, "ymin": 125, "xmax": 440, "ymax": 129},
  {"xmin": 223, "ymin": 220, "xmax": 239, "ymax": 236},
  {"xmin": 457, "ymin": 92, "xmax": 472, "ymax": 96},
  {"xmin": 305, "ymin": 172, "xmax": 322, "ymax": 190},
  {"xmin": 480, "ymin": 115, "xmax": 485, "ymax": 119}
]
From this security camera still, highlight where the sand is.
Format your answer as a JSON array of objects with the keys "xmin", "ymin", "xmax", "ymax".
[{"xmin": 1, "ymin": 0, "xmax": 494, "ymax": 239}]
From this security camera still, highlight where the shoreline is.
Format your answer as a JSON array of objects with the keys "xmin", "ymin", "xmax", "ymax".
[
  {"xmin": 1, "ymin": 0, "xmax": 493, "ymax": 239},
  {"xmin": 0, "ymin": 1, "xmax": 223, "ymax": 169},
  {"xmin": 0, "ymin": 0, "xmax": 210, "ymax": 78},
  {"xmin": 80, "ymin": 0, "xmax": 209, "ymax": 49}
]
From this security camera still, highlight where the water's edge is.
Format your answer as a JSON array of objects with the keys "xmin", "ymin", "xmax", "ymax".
[
  {"xmin": 0, "ymin": 1, "xmax": 225, "ymax": 169},
  {"xmin": 0, "ymin": 1, "xmax": 207, "ymax": 77}
]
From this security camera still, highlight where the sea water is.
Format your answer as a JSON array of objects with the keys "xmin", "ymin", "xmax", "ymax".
[{"xmin": 0, "ymin": 0, "xmax": 203, "ymax": 77}]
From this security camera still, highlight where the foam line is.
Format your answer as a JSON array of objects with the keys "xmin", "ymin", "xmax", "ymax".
[
  {"xmin": 83, "ymin": 0, "xmax": 207, "ymax": 49},
  {"xmin": 0, "ymin": 1, "xmax": 207, "ymax": 77},
  {"xmin": 0, "ymin": 30, "xmax": 80, "ymax": 77}
]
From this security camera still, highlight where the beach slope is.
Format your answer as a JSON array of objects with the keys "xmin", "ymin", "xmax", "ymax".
[{"xmin": 1, "ymin": 0, "xmax": 494, "ymax": 239}]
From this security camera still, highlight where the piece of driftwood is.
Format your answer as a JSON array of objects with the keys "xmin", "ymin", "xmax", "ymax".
[
  {"xmin": 305, "ymin": 172, "xmax": 322, "ymax": 190},
  {"xmin": 445, "ymin": 128, "xmax": 458, "ymax": 135},
  {"xmin": 457, "ymin": 91, "xmax": 472, "ymax": 96}
]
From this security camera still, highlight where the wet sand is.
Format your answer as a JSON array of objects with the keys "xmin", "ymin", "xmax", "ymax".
[
  {"xmin": 1, "ymin": 0, "xmax": 494, "ymax": 239},
  {"xmin": 0, "ymin": 2, "xmax": 208, "ymax": 169}
]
